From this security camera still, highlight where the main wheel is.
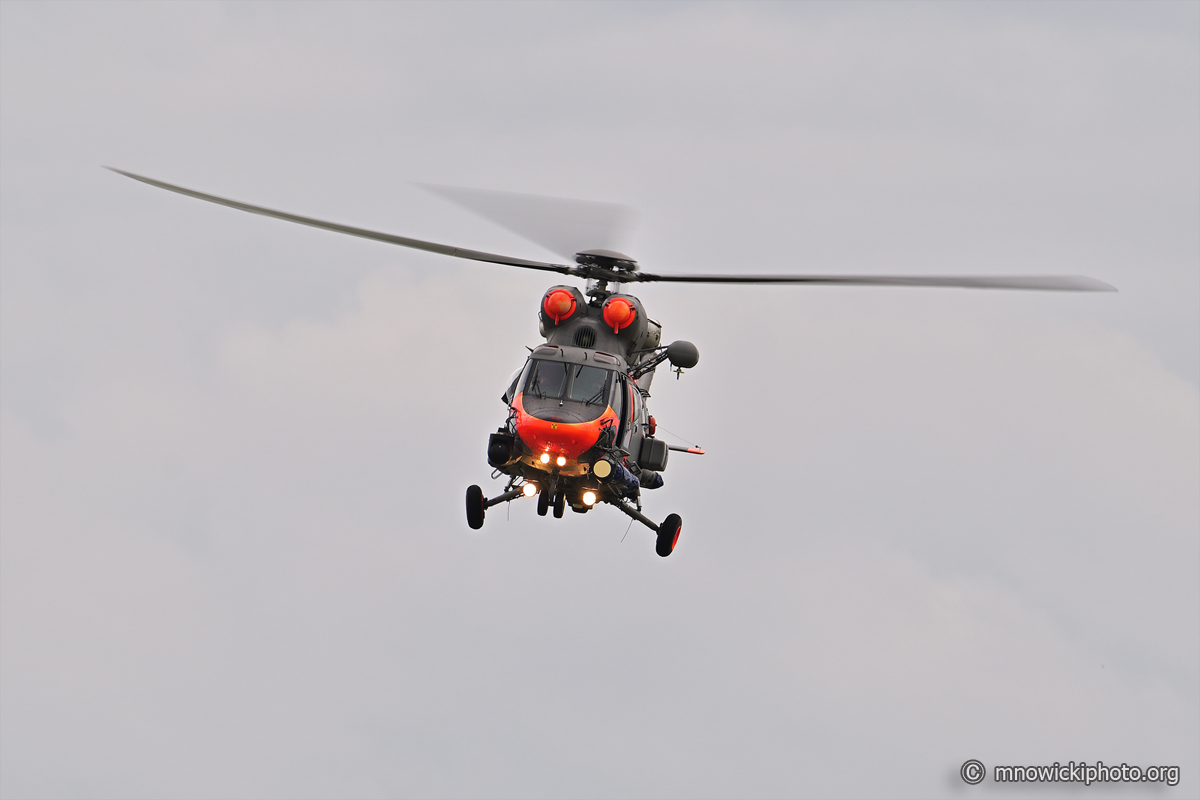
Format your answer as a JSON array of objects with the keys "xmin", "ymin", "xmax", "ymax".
[
  {"xmin": 466, "ymin": 485, "xmax": 486, "ymax": 530},
  {"xmin": 553, "ymin": 491, "xmax": 566, "ymax": 518},
  {"xmin": 655, "ymin": 513, "xmax": 682, "ymax": 557},
  {"xmin": 537, "ymin": 487, "xmax": 550, "ymax": 516}
]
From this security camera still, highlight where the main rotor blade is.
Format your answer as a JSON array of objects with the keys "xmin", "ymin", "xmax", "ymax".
[
  {"xmin": 105, "ymin": 168, "xmax": 573, "ymax": 275},
  {"xmin": 633, "ymin": 272, "xmax": 1116, "ymax": 291}
]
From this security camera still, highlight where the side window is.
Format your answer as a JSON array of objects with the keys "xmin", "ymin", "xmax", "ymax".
[
  {"xmin": 614, "ymin": 376, "xmax": 629, "ymax": 445},
  {"xmin": 503, "ymin": 362, "xmax": 528, "ymax": 405},
  {"xmin": 610, "ymin": 374, "xmax": 625, "ymax": 420},
  {"xmin": 624, "ymin": 383, "xmax": 644, "ymax": 456}
]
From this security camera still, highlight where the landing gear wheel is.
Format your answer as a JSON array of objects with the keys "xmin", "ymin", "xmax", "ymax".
[
  {"xmin": 466, "ymin": 485, "xmax": 485, "ymax": 530},
  {"xmin": 655, "ymin": 513, "xmax": 682, "ymax": 557},
  {"xmin": 537, "ymin": 488, "xmax": 550, "ymax": 516},
  {"xmin": 553, "ymin": 491, "xmax": 566, "ymax": 518}
]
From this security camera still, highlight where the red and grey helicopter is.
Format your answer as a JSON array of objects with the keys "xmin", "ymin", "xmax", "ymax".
[{"xmin": 108, "ymin": 168, "xmax": 1115, "ymax": 556}]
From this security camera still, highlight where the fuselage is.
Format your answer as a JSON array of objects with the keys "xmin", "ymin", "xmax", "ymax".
[{"xmin": 485, "ymin": 285, "xmax": 665, "ymax": 512}]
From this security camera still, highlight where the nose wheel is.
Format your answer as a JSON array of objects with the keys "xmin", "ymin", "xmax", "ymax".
[{"xmin": 530, "ymin": 486, "xmax": 565, "ymax": 519}]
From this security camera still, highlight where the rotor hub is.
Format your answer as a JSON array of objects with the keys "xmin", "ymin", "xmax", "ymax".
[{"xmin": 575, "ymin": 249, "xmax": 638, "ymax": 272}]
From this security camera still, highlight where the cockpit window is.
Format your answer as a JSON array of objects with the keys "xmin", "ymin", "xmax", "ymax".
[
  {"xmin": 526, "ymin": 360, "xmax": 569, "ymax": 399},
  {"xmin": 524, "ymin": 359, "xmax": 615, "ymax": 407},
  {"xmin": 568, "ymin": 365, "xmax": 610, "ymax": 406}
]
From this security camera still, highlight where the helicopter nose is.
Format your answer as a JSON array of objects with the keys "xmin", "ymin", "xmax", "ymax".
[
  {"xmin": 511, "ymin": 395, "xmax": 616, "ymax": 467},
  {"xmin": 515, "ymin": 417, "xmax": 595, "ymax": 465}
]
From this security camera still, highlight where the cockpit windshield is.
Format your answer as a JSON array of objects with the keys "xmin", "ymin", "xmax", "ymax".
[
  {"xmin": 524, "ymin": 360, "xmax": 613, "ymax": 406},
  {"xmin": 568, "ymin": 365, "xmax": 609, "ymax": 406},
  {"xmin": 526, "ymin": 360, "xmax": 568, "ymax": 399}
]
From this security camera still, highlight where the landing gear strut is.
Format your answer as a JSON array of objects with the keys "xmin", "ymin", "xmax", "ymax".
[{"xmin": 606, "ymin": 498, "xmax": 683, "ymax": 557}]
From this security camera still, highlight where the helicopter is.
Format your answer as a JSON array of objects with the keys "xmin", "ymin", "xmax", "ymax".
[{"xmin": 107, "ymin": 168, "xmax": 1116, "ymax": 557}]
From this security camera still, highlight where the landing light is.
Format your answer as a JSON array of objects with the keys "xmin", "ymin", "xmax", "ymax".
[
  {"xmin": 556, "ymin": 455, "xmax": 567, "ymax": 467},
  {"xmin": 540, "ymin": 452, "xmax": 551, "ymax": 464},
  {"xmin": 582, "ymin": 491, "xmax": 597, "ymax": 506},
  {"xmin": 523, "ymin": 483, "xmax": 537, "ymax": 497}
]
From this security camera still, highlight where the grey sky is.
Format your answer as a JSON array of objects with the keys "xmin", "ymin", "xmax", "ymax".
[{"xmin": 1, "ymin": 2, "xmax": 1197, "ymax": 798}]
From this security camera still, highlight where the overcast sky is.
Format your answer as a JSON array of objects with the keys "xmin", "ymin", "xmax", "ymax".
[{"xmin": 2, "ymin": 2, "xmax": 1197, "ymax": 798}]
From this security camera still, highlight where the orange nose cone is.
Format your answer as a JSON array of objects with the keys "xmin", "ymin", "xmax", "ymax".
[
  {"xmin": 603, "ymin": 297, "xmax": 636, "ymax": 333},
  {"xmin": 543, "ymin": 290, "xmax": 576, "ymax": 325}
]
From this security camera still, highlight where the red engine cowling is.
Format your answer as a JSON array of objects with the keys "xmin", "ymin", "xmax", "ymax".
[
  {"xmin": 602, "ymin": 296, "xmax": 637, "ymax": 333},
  {"xmin": 539, "ymin": 286, "xmax": 587, "ymax": 328}
]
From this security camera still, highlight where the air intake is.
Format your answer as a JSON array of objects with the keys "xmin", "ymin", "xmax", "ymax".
[{"xmin": 574, "ymin": 325, "xmax": 597, "ymax": 348}]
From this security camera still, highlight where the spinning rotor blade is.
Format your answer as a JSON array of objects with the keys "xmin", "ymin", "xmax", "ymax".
[
  {"xmin": 105, "ymin": 168, "xmax": 573, "ymax": 275},
  {"xmin": 633, "ymin": 272, "xmax": 1116, "ymax": 292},
  {"xmin": 420, "ymin": 184, "xmax": 636, "ymax": 263}
]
